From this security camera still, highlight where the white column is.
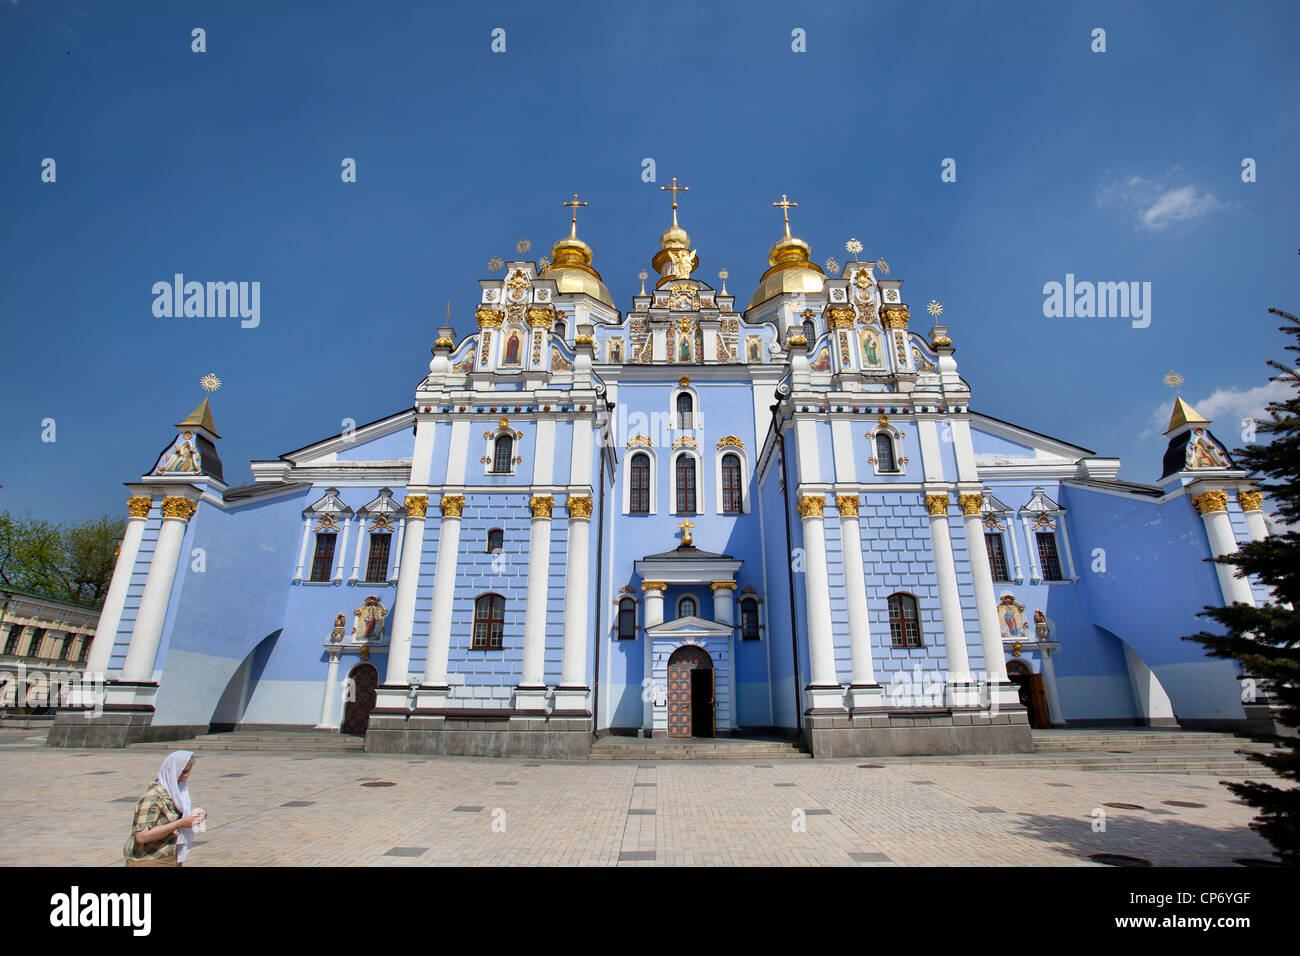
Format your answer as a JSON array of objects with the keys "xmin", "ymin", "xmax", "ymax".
[
  {"xmin": 958, "ymin": 495, "xmax": 1012, "ymax": 694},
  {"xmin": 641, "ymin": 582, "xmax": 664, "ymax": 733},
  {"xmin": 1240, "ymin": 492, "xmax": 1269, "ymax": 542},
  {"xmin": 423, "ymin": 496, "xmax": 464, "ymax": 686},
  {"xmin": 333, "ymin": 516, "xmax": 351, "ymax": 582},
  {"xmin": 316, "ymin": 647, "xmax": 343, "ymax": 729},
  {"xmin": 84, "ymin": 497, "xmax": 150, "ymax": 677},
  {"xmin": 926, "ymin": 493, "xmax": 973, "ymax": 702},
  {"xmin": 293, "ymin": 516, "xmax": 312, "ymax": 581},
  {"xmin": 643, "ymin": 584, "xmax": 665, "ymax": 627},
  {"xmin": 556, "ymin": 496, "xmax": 594, "ymax": 711},
  {"xmin": 382, "ymin": 497, "xmax": 427, "ymax": 685},
  {"xmin": 1005, "ymin": 516, "xmax": 1025, "ymax": 582},
  {"xmin": 798, "ymin": 495, "xmax": 842, "ymax": 710},
  {"xmin": 837, "ymin": 495, "xmax": 881, "ymax": 708},
  {"xmin": 1040, "ymin": 647, "xmax": 1066, "ymax": 726},
  {"xmin": 350, "ymin": 518, "xmax": 367, "ymax": 582},
  {"xmin": 711, "ymin": 581, "xmax": 735, "ymax": 627},
  {"xmin": 516, "ymin": 495, "xmax": 553, "ymax": 710},
  {"xmin": 121, "ymin": 496, "xmax": 196, "ymax": 682},
  {"xmin": 1056, "ymin": 514, "xmax": 1079, "ymax": 580},
  {"xmin": 1021, "ymin": 515, "xmax": 1041, "ymax": 582},
  {"xmin": 1194, "ymin": 491, "xmax": 1255, "ymax": 606},
  {"xmin": 390, "ymin": 516, "xmax": 406, "ymax": 582}
]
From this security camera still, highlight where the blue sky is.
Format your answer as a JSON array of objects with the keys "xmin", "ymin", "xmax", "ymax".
[{"xmin": 2, "ymin": 0, "xmax": 1298, "ymax": 523}]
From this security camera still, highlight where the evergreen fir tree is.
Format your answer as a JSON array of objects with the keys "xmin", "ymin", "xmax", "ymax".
[{"xmin": 1184, "ymin": 307, "xmax": 1300, "ymax": 864}]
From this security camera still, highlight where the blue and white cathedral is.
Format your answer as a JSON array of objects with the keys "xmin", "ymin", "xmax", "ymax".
[{"xmin": 51, "ymin": 187, "xmax": 1276, "ymax": 757}]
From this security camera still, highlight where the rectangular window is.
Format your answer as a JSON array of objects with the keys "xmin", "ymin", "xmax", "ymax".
[
  {"xmin": 364, "ymin": 534, "xmax": 392, "ymax": 583},
  {"xmin": 1037, "ymin": 532, "xmax": 1065, "ymax": 581},
  {"xmin": 985, "ymin": 533, "xmax": 1010, "ymax": 582},
  {"xmin": 310, "ymin": 533, "xmax": 337, "ymax": 583},
  {"xmin": 676, "ymin": 459, "xmax": 696, "ymax": 514},
  {"xmin": 26, "ymin": 628, "xmax": 47, "ymax": 658}
]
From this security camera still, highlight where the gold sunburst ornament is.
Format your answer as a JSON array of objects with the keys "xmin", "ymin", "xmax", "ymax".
[
  {"xmin": 516, "ymin": 238, "xmax": 531, "ymax": 256},
  {"xmin": 487, "ymin": 256, "xmax": 504, "ymax": 273},
  {"xmin": 718, "ymin": 269, "xmax": 728, "ymax": 294},
  {"xmin": 846, "ymin": 238, "xmax": 863, "ymax": 258},
  {"xmin": 638, "ymin": 270, "xmax": 648, "ymax": 295},
  {"xmin": 825, "ymin": 257, "xmax": 839, "ymax": 274},
  {"xmin": 200, "ymin": 373, "xmax": 221, "ymax": 393},
  {"xmin": 877, "ymin": 257, "xmax": 890, "ymax": 275},
  {"xmin": 1163, "ymin": 370, "xmax": 1184, "ymax": 393},
  {"xmin": 927, "ymin": 300, "xmax": 943, "ymax": 317},
  {"xmin": 538, "ymin": 255, "xmax": 551, "ymax": 271}
]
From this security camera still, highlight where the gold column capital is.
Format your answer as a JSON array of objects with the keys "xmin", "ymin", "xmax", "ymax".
[
  {"xmin": 1192, "ymin": 490, "xmax": 1228, "ymax": 515},
  {"xmin": 1239, "ymin": 490, "xmax": 1264, "ymax": 513},
  {"xmin": 881, "ymin": 305, "xmax": 910, "ymax": 329},
  {"xmin": 440, "ymin": 495, "xmax": 465, "ymax": 518},
  {"xmin": 958, "ymin": 493, "xmax": 984, "ymax": 516},
  {"xmin": 475, "ymin": 306, "xmax": 504, "ymax": 329},
  {"xmin": 160, "ymin": 497, "xmax": 197, "ymax": 521},
  {"xmin": 836, "ymin": 494, "xmax": 859, "ymax": 517},
  {"xmin": 525, "ymin": 306, "xmax": 555, "ymax": 329},
  {"xmin": 710, "ymin": 580, "xmax": 737, "ymax": 592},
  {"xmin": 925, "ymin": 494, "xmax": 950, "ymax": 516},
  {"xmin": 797, "ymin": 495, "xmax": 825, "ymax": 519},
  {"xmin": 640, "ymin": 580, "xmax": 667, "ymax": 593},
  {"xmin": 826, "ymin": 306, "xmax": 856, "ymax": 330},
  {"xmin": 127, "ymin": 496, "xmax": 152, "ymax": 518},
  {"xmin": 405, "ymin": 495, "xmax": 428, "ymax": 518},
  {"xmin": 529, "ymin": 495, "xmax": 554, "ymax": 518},
  {"xmin": 567, "ymin": 496, "xmax": 593, "ymax": 520}
]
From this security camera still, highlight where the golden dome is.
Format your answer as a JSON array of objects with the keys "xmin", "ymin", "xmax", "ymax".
[
  {"xmin": 543, "ymin": 235, "xmax": 614, "ymax": 307},
  {"xmin": 748, "ymin": 234, "xmax": 825, "ymax": 309}
]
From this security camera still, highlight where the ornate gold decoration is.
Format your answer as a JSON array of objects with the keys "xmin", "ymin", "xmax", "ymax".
[
  {"xmin": 440, "ymin": 495, "xmax": 465, "ymax": 518},
  {"xmin": 826, "ymin": 306, "xmax": 856, "ymax": 330},
  {"xmin": 677, "ymin": 517, "xmax": 695, "ymax": 546},
  {"xmin": 487, "ymin": 256, "xmax": 504, "ymax": 273},
  {"xmin": 1010, "ymin": 641, "xmax": 1023, "ymax": 659},
  {"xmin": 475, "ymin": 306, "xmax": 504, "ymax": 329},
  {"xmin": 127, "ymin": 496, "xmax": 152, "ymax": 518},
  {"xmin": 314, "ymin": 514, "xmax": 340, "ymax": 532},
  {"xmin": 516, "ymin": 238, "xmax": 531, "ymax": 256},
  {"xmin": 641, "ymin": 580, "xmax": 667, "ymax": 593},
  {"xmin": 716, "ymin": 435, "xmax": 744, "ymax": 450},
  {"xmin": 876, "ymin": 257, "xmax": 889, "ymax": 275},
  {"xmin": 498, "ymin": 417, "xmax": 510, "ymax": 429},
  {"xmin": 925, "ymin": 494, "xmax": 950, "ymax": 516},
  {"xmin": 370, "ymin": 514, "xmax": 396, "ymax": 532},
  {"xmin": 679, "ymin": 375, "xmax": 690, "ymax": 386},
  {"xmin": 797, "ymin": 495, "xmax": 825, "ymax": 518},
  {"xmin": 660, "ymin": 176, "xmax": 690, "ymax": 227},
  {"xmin": 405, "ymin": 495, "xmax": 428, "ymax": 518},
  {"xmin": 537, "ymin": 255, "xmax": 550, "ymax": 271},
  {"xmin": 1163, "ymin": 370, "xmax": 1184, "ymax": 391},
  {"xmin": 877, "ymin": 414, "xmax": 891, "ymax": 428},
  {"xmin": 927, "ymin": 300, "xmax": 943, "ymax": 317},
  {"xmin": 575, "ymin": 333, "xmax": 594, "ymax": 346},
  {"xmin": 526, "ymin": 306, "xmax": 555, "ymax": 329},
  {"xmin": 161, "ymin": 496, "xmax": 197, "ymax": 521},
  {"xmin": 562, "ymin": 193, "xmax": 587, "ymax": 238},
  {"xmin": 1239, "ymin": 490, "xmax": 1264, "ymax": 512},
  {"xmin": 824, "ymin": 256, "xmax": 839, "ymax": 274},
  {"xmin": 529, "ymin": 495, "xmax": 554, "ymax": 518},
  {"xmin": 1192, "ymin": 490, "xmax": 1228, "ymax": 514},
  {"xmin": 1032, "ymin": 513, "xmax": 1057, "ymax": 531},
  {"xmin": 983, "ymin": 513, "xmax": 1005, "ymax": 531},
  {"xmin": 880, "ymin": 306, "xmax": 910, "ymax": 329},
  {"xmin": 638, "ymin": 270, "xmax": 648, "ymax": 295},
  {"xmin": 672, "ymin": 436, "xmax": 698, "ymax": 449},
  {"xmin": 958, "ymin": 494, "xmax": 984, "ymax": 516},
  {"xmin": 788, "ymin": 334, "xmax": 808, "ymax": 348},
  {"xmin": 930, "ymin": 330, "xmax": 953, "ymax": 348},
  {"xmin": 710, "ymin": 581, "xmax": 737, "ymax": 591},
  {"xmin": 718, "ymin": 269, "xmax": 728, "ymax": 294},
  {"xmin": 434, "ymin": 336, "xmax": 454, "ymax": 349},
  {"xmin": 836, "ymin": 494, "xmax": 859, "ymax": 517},
  {"xmin": 567, "ymin": 496, "xmax": 593, "ymax": 520},
  {"xmin": 772, "ymin": 193, "xmax": 798, "ymax": 238},
  {"xmin": 846, "ymin": 238, "xmax": 863, "ymax": 258},
  {"xmin": 200, "ymin": 373, "xmax": 221, "ymax": 393},
  {"xmin": 626, "ymin": 435, "xmax": 653, "ymax": 449}
]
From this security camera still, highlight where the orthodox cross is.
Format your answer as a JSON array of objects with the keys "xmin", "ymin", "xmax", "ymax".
[
  {"xmin": 563, "ymin": 193, "xmax": 588, "ymax": 239},
  {"xmin": 660, "ymin": 177, "xmax": 690, "ymax": 227},
  {"xmin": 677, "ymin": 517, "xmax": 695, "ymax": 547},
  {"xmin": 772, "ymin": 194, "xmax": 797, "ymax": 238}
]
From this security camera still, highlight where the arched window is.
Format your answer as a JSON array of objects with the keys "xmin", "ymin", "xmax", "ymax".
[
  {"xmin": 802, "ymin": 318, "xmax": 816, "ymax": 341},
  {"xmin": 875, "ymin": 432, "xmax": 897, "ymax": 472},
  {"xmin": 554, "ymin": 319, "xmax": 566, "ymax": 341},
  {"xmin": 887, "ymin": 593, "xmax": 922, "ymax": 648},
  {"xmin": 676, "ymin": 457, "xmax": 697, "ymax": 513},
  {"xmin": 487, "ymin": 528, "xmax": 504, "ymax": 553},
  {"xmin": 676, "ymin": 392, "xmax": 694, "ymax": 431},
  {"xmin": 721, "ymin": 452, "xmax": 742, "ymax": 513},
  {"xmin": 629, "ymin": 453, "xmax": 650, "ymax": 514},
  {"xmin": 741, "ymin": 598, "xmax": 760, "ymax": 641},
  {"xmin": 678, "ymin": 596, "xmax": 697, "ymax": 619},
  {"xmin": 472, "ymin": 593, "xmax": 506, "ymax": 649},
  {"xmin": 493, "ymin": 434, "xmax": 513, "ymax": 473},
  {"xmin": 618, "ymin": 598, "xmax": 637, "ymax": 640}
]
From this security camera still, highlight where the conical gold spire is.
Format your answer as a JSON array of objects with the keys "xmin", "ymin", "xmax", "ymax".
[
  {"xmin": 1165, "ymin": 396, "xmax": 1211, "ymax": 435},
  {"xmin": 176, "ymin": 398, "xmax": 220, "ymax": 438}
]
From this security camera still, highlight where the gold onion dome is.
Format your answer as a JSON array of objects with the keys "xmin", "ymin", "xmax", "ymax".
[
  {"xmin": 748, "ymin": 194, "xmax": 825, "ymax": 309},
  {"xmin": 540, "ymin": 193, "xmax": 614, "ymax": 307}
]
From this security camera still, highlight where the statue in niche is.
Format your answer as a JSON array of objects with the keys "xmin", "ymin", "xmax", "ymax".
[
  {"xmin": 330, "ymin": 614, "xmax": 347, "ymax": 643},
  {"xmin": 1034, "ymin": 609, "xmax": 1051, "ymax": 641}
]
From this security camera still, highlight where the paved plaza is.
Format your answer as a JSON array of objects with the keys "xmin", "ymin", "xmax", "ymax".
[{"xmin": 0, "ymin": 729, "xmax": 1280, "ymax": 866}]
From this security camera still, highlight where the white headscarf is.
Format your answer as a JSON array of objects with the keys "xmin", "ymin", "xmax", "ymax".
[{"xmin": 156, "ymin": 750, "xmax": 194, "ymax": 862}]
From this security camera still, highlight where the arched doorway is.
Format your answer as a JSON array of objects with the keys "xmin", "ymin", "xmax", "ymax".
[
  {"xmin": 341, "ymin": 662, "xmax": 379, "ymax": 736},
  {"xmin": 1006, "ymin": 658, "xmax": 1050, "ymax": 729},
  {"xmin": 667, "ymin": 644, "xmax": 713, "ymax": 738}
]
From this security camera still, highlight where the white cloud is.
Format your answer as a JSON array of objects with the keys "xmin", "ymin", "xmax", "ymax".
[
  {"xmin": 1096, "ymin": 168, "xmax": 1230, "ymax": 232},
  {"xmin": 1140, "ymin": 379, "xmax": 1294, "ymax": 440}
]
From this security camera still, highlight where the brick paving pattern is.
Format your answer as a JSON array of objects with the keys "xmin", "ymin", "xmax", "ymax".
[{"xmin": 0, "ymin": 730, "xmax": 1277, "ymax": 866}]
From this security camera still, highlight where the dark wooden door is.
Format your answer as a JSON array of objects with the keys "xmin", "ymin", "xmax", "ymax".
[
  {"xmin": 341, "ymin": 663, "xmax": 378, "ymax": 736},
  {"xmin": 667, "ymin": 664, "xmax": 692, "ymax": 738},
  {"xmin": 1009, "ymin": 671, "xmax": 1051, "ymax": 729}
]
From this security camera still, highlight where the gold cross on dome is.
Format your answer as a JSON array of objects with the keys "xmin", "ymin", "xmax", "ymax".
[
  {"xmin": 772, "ymin": 194, "xmax": 797, "ymax": 238},
  {"xmin": 563, "ymin": 193, "xmax": 588, "ymax": 238},
  {"xmin": 677, "ymin": 518, "xmax": 695, "ymax": 547},
  {"xmin": 660, "ymin": 177, "xmax": 690, "ymax": 227}
]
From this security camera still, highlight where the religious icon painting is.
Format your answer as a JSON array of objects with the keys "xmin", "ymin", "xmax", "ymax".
[
  {"xmin": 810, "ymin": 347, "xmax": 832, "ymax": 372},
  {"xmin": 746, "ymin": 335, "xmax": 763, "ymax": 363},
  {"xmin": 997, "ymin": 595, "xmax": 1027, "ymax": 639},
  {"xmin": 860, "ymin": 329, "xmax": 883, "ymax": 368},
  {"xmin": 502, "ymin": 330, "xmax": 523, "ymax": 365},
  {"xmin": 608, "ymin": 338, "xmax": 623, "ymax": 363},
  {"xmin": 549, "ymin": 346, "xmax": 572, "ymax": 372},
  {"xmin": 153, "ymin": 431, "xmax": 202, "ymax": 475}
]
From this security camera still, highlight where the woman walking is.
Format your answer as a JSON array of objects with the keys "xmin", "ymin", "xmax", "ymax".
[{"xmin": 123, "ymin": 751, "xmax": 198, "ymax": 867}]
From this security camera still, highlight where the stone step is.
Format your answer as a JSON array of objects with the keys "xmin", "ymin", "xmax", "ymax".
[{"xmin": 589, "ymin": 751, "xmax": 812, "ymax": 760}]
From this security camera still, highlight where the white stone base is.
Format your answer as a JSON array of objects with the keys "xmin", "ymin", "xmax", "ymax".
[
  {"xmin": 512, "ymin": 686, "xmax": 550, "ymax": 713},
  {"xmin": 847, "ymin": 684, "xmax": 884, "ymax": 709},
  {"xmin": 805, "ymin": 684, "xmax": 846, "ymax": 711},
  {"xmin": 552, "ymin": 686, "xmax": 590, "ymax": 713}
]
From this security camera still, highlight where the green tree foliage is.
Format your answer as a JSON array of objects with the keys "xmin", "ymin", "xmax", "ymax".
[
  {"xmin": 1184, "ymin": 308, "xmax": 1300, "ymax": 864},
  {"xmin": 0, "ymin": 511, "xmax": 125, "ymax": 608}
]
